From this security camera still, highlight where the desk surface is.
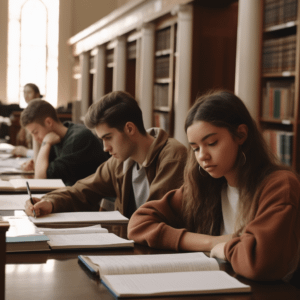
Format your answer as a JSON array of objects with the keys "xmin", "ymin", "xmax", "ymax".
[{"xmin": 5, "ymin": 223, "xmax": 300, "ymax": 300}]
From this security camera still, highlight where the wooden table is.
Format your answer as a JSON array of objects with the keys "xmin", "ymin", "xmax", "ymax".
[{"xmin": 4, "ymin": 223, "xmax": 300, "ymax": 300}]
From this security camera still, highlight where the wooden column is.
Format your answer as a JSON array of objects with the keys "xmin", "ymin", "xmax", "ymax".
[
  {"xmin": 173, "ymin": 4, "xmax": 193, "ymax": 146},
  {"xmin": 234, "ymin": 0, "xmax": 263, "ymax": 119},
  {"xmin": 0, "ymin": 221, "xmax": 9, "ymax": 300},
  {"xmin": 113, "ymin": 36, "xmax": 126, "ymax": 91},
  {"xmin": 139, "ymin": 23, "xmax": 155, "ymax": 130},
  {"xmin": 79, "ymin": 52, "xmax": 90, "ymax": 119},
  {"xmin": 93, "ymin": 45, "xmax": 106, "ymax": 102}
]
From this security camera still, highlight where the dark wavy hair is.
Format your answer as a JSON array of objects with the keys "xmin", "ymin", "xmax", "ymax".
[
  {"xmin": 84, "ymin": 91, "xmax": 146, "ymax": 135},
  {"xmin": 182, "ymin": 90, "xmax": 284, "ymax": 236}
]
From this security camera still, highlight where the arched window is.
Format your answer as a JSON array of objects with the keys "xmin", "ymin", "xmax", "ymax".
[{"xmin": 7, "ymin": 0, "xmax": 59, "ymax": 107}]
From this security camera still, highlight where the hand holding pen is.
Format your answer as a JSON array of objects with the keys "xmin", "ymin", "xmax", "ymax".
[{"xmin": 26, "ymin": 181, "xmax": 36, "ymax": 218}]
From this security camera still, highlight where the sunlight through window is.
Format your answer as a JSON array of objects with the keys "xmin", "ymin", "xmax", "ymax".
[{"xmin": 7, "ymin": 0, "xmax": 59, "ymax": 108}]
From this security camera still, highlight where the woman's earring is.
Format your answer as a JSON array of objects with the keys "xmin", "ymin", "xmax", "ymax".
[
  {"xmin": 198, "ymin": 165, "xmax": 207, "ymax": 176},
  {"xmin": 241, "ymin": 151, "xmax": 246, "ymax": 166}
]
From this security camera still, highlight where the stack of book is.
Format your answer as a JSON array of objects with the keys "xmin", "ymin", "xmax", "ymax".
[
  {"xmin": 263, "ymin": 129, "xmax": 294, "ymax": 165},
  {"xmin": 262, "ymin": 35, "xmax": 296, "ymax": 73},
  {"xmin": 261, "ymin": 80, "xmax": 294, "ymax": 119},
  {"xmin": 264, "ymin": 0, "xmax": 298, "ymax": 28}
]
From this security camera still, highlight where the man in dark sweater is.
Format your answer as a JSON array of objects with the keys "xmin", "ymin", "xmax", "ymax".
[{"xmin": 20, "ymin": 99, "xmax": 109, "ymax": 186}]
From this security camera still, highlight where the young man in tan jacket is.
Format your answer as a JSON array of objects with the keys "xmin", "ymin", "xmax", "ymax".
[{"xmin": 25, "ymin": 91, "xmax": 187, "ymax": 218}]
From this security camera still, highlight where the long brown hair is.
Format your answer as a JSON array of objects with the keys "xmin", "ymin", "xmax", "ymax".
[{"xmin": 182, "ymin": 90, "xmax": 283, "ymax": 236}]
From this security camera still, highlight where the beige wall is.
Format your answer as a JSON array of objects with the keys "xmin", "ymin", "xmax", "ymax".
[
  {"xmin": 71, "ymin": 0, "xmax": 118, "ymax": 36},
  {"xmin": 0, "ymin": 0, "xmax": 8, "ymax": 104},
  {"xmin": 0, "ymin": 0, "xmax": 128, "ymax": 106}
]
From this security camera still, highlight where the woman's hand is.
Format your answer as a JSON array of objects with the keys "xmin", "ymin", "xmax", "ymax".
[{"xmin": 210, "ymin": 242, "xmax": 227, "ymax": 260}]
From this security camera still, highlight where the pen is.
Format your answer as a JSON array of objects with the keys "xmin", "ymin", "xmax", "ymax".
[{"xmin": 26, "ymin": 181, "xmax": 36, "ymax": 218}]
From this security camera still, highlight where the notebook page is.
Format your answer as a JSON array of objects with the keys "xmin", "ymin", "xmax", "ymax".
[
  {"xmin": 0, "ymin": 194, "xmax": 44, "ymax": 210},
  {"xmin": 37, "ymin": 225, "xmax": 108, "ymax": 235},
  {"xmin": 30, "ymin": 211, "xmax": 128, "ymax": 224},
  {"xmin": 47, "ymin": 233, "xmax": 133, "ymax": 248},
  {"xmin": 9, "ymin": 179, "xmax": 65, "ymax": 189}
]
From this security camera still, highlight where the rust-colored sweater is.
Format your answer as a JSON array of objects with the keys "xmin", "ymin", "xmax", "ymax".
[{"xmin": 128, "ymin": 170, "xmax": 300, "ymax": 281}]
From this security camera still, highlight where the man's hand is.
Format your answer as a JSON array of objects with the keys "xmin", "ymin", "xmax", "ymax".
[
  {"xmin": 43, "ymin": 132, "xmax": 61, "ymax": 146},
  {"xmin": 21, "ymin": 159, "xmax": 34, "ymax": 171},
  {"xmin": 25, "ymin": 197, "xmax": 53, "ymax": 217}
]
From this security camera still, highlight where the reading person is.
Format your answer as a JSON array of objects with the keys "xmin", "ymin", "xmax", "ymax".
[
  {"xmin": 12, "ymin": 83, "xmax": 42, "ymax": 157},
  {"xmin": 128, "ymin": 90, "xmax": 300, "ymax": 282},
  {"xmin": 20, "ymin": 99, "xmax": 109, "ymax": 186},
  {"xmin": 25, "ymin": 91, "xmax": 187, "ymax": 217}
]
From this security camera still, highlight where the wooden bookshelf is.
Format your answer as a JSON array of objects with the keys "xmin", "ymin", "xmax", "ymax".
[
  {"xmin": 260, "ymin": 0, "xmax": 300, "ymax": 171},
  {"xmin": 68, "ymin": 0, "xmax": 238, "ymax": 144}
]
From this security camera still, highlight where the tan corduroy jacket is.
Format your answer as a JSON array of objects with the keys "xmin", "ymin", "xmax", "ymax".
[{"xmin": 42, "ymin": 128, "xmax": 187, "ymax": 217}]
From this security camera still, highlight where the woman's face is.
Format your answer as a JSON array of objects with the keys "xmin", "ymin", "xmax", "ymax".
[
  {"xmin": 24, "ymin": 86, "xmax": 39, "ymax": 103},
  {"xmin": 187, "ymin": 121, "xmax": 246, "ymax": 187}
]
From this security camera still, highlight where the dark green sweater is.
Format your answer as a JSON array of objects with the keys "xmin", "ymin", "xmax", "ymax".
[{"xmin": 47, "ymin": 122, "xmax": 109, "ymax": 186}]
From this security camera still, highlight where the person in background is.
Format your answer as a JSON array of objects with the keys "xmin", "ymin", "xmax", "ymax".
[
  {"xmin": 12, "ymin": 83, "xmax": 42, "ymax": 157},
  {"xmin": 128, "ymin": 90, "xmax": 300, "ymax": 282},
  {"xmin": 24, "ymin": 91, "xmax": 187, "ymax": 217},
  {"xmin": 20, "ymin": 99, "xmax": 109, "ymax": 186}
]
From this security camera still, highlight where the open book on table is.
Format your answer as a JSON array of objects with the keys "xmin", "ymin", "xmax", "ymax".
[
  {"xmin": 78, "ymin": 252, "xmax": 251, "ymax": 298},
  {"xmin": 29, "ymin": 211, "xmax": 129, "ymax": 226},
  {"xmin": 0, "ymin": 194, "xmax": 45, "ymax": 210},
  {"xmin": 37, "ymin": 224, "xmax": 134, "ymax": 250},
  {"xmin": 0, "ymin": 178, "xmax": 65, "ymax": 192}
]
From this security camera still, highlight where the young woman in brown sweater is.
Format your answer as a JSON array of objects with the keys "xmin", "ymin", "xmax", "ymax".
[{"xmin": 128, "ymin": 90, "xmax": 300, "ymax": 282}]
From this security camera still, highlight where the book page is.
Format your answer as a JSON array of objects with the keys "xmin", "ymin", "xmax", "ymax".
[
  {"xmin": 0, "ymin": 143, "xmax": 15, "ymax": 152},
  {"xmin": 0, "ymin": 194, "xmax": 44, "ymax": 210},
  {"xmin": 0, "ymin": 179, "xmax": 13, "ymax": 190},
  {"xmin": 29, "ymin": 211, "xmax": 128, "ymax": 224},
  {"xmin": 47, "ymin": 233, "xmax": 133, "ymax": 249},
  {"xmin": 84, "ymin": 252, "xmax": 219, "ymax": 277},
  {"xmin": 4, "ymin": 216, "xmax": 42, "ymax": 237},
  {"xmin": 37, "ymin": 224, "xmax": 108, "ymax": 235},
  {"xmin": 9, "ymin": 179, "xmax": 65, "ymax": 190},
  {"xmin": 102, "ymin": 271, "xmax": 251, "ymax": 297}
]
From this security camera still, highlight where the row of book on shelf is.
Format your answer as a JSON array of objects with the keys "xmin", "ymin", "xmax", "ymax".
[
  {"xmin": 262, "ymin": 35, "xmax": 296, "ymax": 74},
  {"xmin": 155, "ymin": 27, "xmax": 171, "ymax": 51},
  {"xmin": 263, "ymin": 129, "xmax": 294, "ymax": 166},
  {"xmin": 264, "ymin": 0, "xmax": 298, "ymax": 28},
  {"xmin": 262, "ymin": 80, "xmax": 294, "ymax": 119},
  {"xmin": 155, "ymin": 56, "xmax": 170, "ymax": 78},
  {"xmin": 154, "ymin": 83, "xmax": 169, "ymax": 108}
]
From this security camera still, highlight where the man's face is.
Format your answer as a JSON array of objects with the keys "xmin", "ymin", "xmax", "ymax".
[
  {"xmin": 95, "ymin": 123, "xmax": 134, "ymax": 162},
  {"xmin": 26, "ymin": 121, "xmax": 51, "ymax": 144}
]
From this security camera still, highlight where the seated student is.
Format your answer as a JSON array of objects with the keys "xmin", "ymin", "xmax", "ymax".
[
  {"xmin": 12, "ymin": 83, "xmax": 42, "ymax": 157},
  {"xmin": 20, "ymin": 99, "xmax": 109, "ymax": 186},
  {"xmin": 128, "ymin": 90, "xmax": 300, "ymax": 282},
  {"xmin": 25, "ymin": 91, "xmax": 187, "ymax": 217}
]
